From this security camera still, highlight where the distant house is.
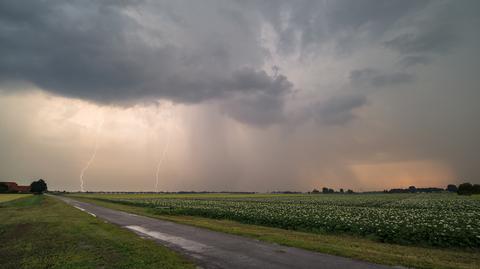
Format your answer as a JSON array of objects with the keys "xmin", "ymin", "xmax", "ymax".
[{"xmin": 0, "ymin": 182, "xmax": 31, "ymax": 193}]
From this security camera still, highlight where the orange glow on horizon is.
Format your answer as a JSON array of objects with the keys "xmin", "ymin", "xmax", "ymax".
[{"xmin": 350, "ymin": 160, "xmax": 455, "ymax": 190}]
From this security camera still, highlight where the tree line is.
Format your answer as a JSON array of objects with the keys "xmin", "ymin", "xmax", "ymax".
[
  {"xmin": 386, "ymin": 183, "xmax": 480, "ymax": 195},
  {"xmin": 310, "ymin": 188, "xmax": 355, "ymax": 194},
  {"xmin": 309, "ymin": 182, "xmax": 480, "ymax": 195}
]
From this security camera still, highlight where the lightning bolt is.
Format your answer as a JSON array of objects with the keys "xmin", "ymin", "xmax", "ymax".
[
  {"xmin": 80, "ymin": 117, "xmax": 104, "ymax": 192},
  {"xmin": 155, "ymin": 129, "xmax": 172, "ymax": 192},
  {"xmin": 154, "ymin": 106, "xmax": 175, "ymax": 192}
]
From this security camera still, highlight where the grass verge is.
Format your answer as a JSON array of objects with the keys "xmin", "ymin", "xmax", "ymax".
[
  {"xmin": 70, "ymin": 195, "xmax": 480, "ymax": 269},
  {"xmin": 0, "ymin": 194, "xmax": 31, "ymax": 203},
  {"xmin": 0, "ymin": 195, "xmax": 194, "ymax": 269}
]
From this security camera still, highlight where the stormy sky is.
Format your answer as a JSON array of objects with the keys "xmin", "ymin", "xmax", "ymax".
[{"xmin": 0, "ymin": 0, "xmax": 479, "ymax": 191}]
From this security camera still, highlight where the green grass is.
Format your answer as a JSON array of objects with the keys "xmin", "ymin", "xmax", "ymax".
[
  {"xmin": 69, "ymin": 194, "xmax": 480, "ymax": 269},
  {"xmin": 0, "ymin": 194, "xmax": 31, "ymax": 202},
  {"xmin": 0, "ymin": 195, "xmax": 194, "ymax": 269}
]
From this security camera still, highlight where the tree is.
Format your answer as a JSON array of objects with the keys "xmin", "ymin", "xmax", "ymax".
[
  {"xmin": 30, "ymin": 179, "xmax": 48, "ymax": 194},
  {"xmin": 473, "ymin": 184, "xmax": 480, "ymax": 194},
  {"xmin": 311, "ymin": 188, "xmax": 320, "ymax": 194},
  {"xmin": 408, "ymin": 186, "xmax": 417, "ymax": 193},
  {"xmin": 0, "ymin": 183, "xmax": 8, "ymax": 193},
  {"xmin": 457, "ymin": 182, "xmax": 473, "ymax": 195},
  {"xmin": 446, "ymin": 184, "xmax": 457, "ymax": 192},
  {"xmin": 322, "ymin": 187, "xmax": 329, "ymax": 194},
  {"xmin": 346, "ymin": 189, "xmax": 354, "ymax": 194},
  {"xmin": 339, "ymin": 188, "xmax": 344, "ymax": 193}
]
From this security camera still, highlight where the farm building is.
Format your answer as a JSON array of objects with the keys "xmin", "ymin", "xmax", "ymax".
[{"xmin": 0, "ymin": 182, "xmax": 31, "ymax": 193}]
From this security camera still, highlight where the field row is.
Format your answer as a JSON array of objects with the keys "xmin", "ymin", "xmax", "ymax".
[{"xmin": 85, "ymin": 193, "xmax": 480, "ymax": 248}]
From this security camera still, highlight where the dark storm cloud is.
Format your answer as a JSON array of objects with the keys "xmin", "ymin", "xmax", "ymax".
[
  {"xmin": 0, "ymin": 0, "xmax": 292, "ymax": 125},
  {"xmin": 350, "ymin": 68, "xmax": 414, "ymax": 88},
  {"xmin": 398, "ymin": 56, "xmax": 431, "ymax": 68},
  {"xmin": 311, "ymin": 94, "xmax": 367, "ymax": 126},
  {"xmin": 221, "ymin": 72, "xmax": 293, "ymax": 126},
  {"xmin": 221, "ymin": 93, "xmax": 286, "ymax": 127},
  {"xmin": 384, "ymin": 0, "xmax": 480, "ymax": 67},
  {"xmin": 384, "ymin": 29, "xmax": 456, "ymax": 55},
  {"xmin": 0, "ymin": 0, "xmax": 476, "ymax": 128},
  {"xmin": 252, "ymin": 0, "xmax": 430, "ymax": 54},
  {"xmin": 0, "ymin": 0, "xmax": 154, "ymax": 102}
]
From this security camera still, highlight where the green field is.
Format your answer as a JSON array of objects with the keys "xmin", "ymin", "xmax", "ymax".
[
  {"xmin": 0, "ymin": 194, "xmax": 31, "ymax": 203},
  {"xmin": 0, "ymin": 195, "xmax": 194, "ymax": 269},
  {"xmin": 68, "ymin": 193, "xmax": 480, "ymax": 269},
  {"xmin": 70, "ymin": 193, "xmax": 480, "ymax": 248}
]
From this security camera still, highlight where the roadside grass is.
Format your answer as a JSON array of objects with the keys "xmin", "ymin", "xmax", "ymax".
[
  {"xmin": 0, "ymin": 195, "xmax": 194, "ymax": 269},
  {"xmin": 70, "ymin": 195, "xmax": 480, "ymax": 269},
  {"xmin": 0, "ymin": 194, "xmax": 31, "ymax": 203}
]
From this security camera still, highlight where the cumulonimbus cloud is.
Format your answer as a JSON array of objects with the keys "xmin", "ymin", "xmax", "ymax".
[
  {"xmin": 0, "ymin": 0, "xmax": 294, "ymax": 125},
  {"xmin": 0, "ymin": 0, "xmax": 477, "ymax": 128}
]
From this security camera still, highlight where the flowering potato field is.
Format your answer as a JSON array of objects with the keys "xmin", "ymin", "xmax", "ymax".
[{"xmin": 94, "ymin": 193, "xmax": 480, "ymax": 248}]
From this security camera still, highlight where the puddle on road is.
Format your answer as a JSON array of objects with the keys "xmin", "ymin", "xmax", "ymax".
[{"xmin": 125, "ymin": 225, "xmax": 209, "ymax": 253}]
